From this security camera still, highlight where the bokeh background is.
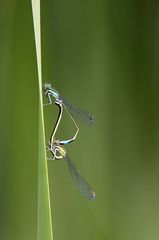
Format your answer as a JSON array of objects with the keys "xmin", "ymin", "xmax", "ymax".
[{"xmin": 1, "ymin": 0, "xmax": 159, "ymax": 240}]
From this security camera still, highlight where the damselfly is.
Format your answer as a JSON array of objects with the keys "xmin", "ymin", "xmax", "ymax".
[
  {"xmin": 43, "ymin": 83, "xmax": 94, "ymax": 125},
  {"xmin": 47, "ymin": 138, "xmax": 96, "ymax": 201},
  {"xmin": 44, "ymin": 83, "xmax": 95, "ymax": 200},
  {"xmin": 43, "ymin": 83, "xmax": 94, "ymax": 143}
]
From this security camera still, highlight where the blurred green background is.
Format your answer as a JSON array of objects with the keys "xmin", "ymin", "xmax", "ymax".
[{"xmin": 1, "ymin": 0, "xmax": 159, "ymax": 240}]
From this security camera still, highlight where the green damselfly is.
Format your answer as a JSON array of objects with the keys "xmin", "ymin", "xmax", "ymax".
[{"xmin": 47, "ymin": 138, "xmax": 96, "ymax": 201}]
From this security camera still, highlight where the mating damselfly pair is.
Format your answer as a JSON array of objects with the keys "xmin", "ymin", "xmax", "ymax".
[{"xmin": 43, "ymin": 83, "xmax": 95, "ymax": 200}]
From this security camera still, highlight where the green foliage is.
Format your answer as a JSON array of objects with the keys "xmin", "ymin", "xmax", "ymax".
[{"xmin": 31, "ymin": 1, "xmax": 53, "ymax": 239}]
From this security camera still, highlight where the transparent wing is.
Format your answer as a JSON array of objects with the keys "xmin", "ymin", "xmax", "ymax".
[
  {"xmin": 64, "ymin": 154, "xmax": 95, "ymax": 200},
  {"xmin": 61, "ymin": 96, "xmax": 94, "ymax": 126}
]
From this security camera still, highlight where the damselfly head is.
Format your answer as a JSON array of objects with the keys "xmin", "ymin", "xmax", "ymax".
[
  {"xmin": 43, "ymin": 83, "xmax": 52, "ymax": 92},
  {"xmin": 43, "ymin": 83, "xmax": 59, "ymax": 99}
]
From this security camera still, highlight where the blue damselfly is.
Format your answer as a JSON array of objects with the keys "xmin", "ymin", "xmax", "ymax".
[
  {"xmin": 43, "ymin": 83, "xmax": 94, "ymax": 126},
  {"xmin": 43, "ymin": 83, "xmax": 94, "ymax": 144}
]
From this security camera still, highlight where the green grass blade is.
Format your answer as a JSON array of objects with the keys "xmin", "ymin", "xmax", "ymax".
[{"xmin": 31, "ymin": 1, "xmax": 53, "ymax": 240}]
